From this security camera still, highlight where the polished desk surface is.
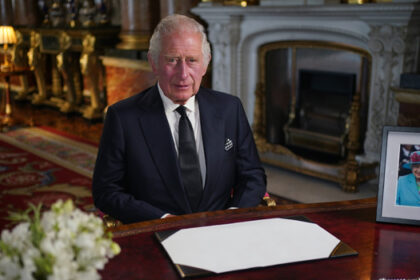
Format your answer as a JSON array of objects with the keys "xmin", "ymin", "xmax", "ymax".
[{"xmin": 102, "ymin": 198, "xmax": 420, "ymax": 280}]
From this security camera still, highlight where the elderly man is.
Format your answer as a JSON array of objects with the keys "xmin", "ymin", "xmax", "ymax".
[{"xmin": 92, "ymin": 14, "xmax": 266, "ymax": 223}]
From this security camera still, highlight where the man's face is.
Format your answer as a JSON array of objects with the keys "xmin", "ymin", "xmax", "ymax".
[
  {"xmin": 412, "ymin": 164, "xmax": 420, "ymax": 179},
  {"xmin": 149, "ymin": 31, "xmax": 208, "ymax": 105}
]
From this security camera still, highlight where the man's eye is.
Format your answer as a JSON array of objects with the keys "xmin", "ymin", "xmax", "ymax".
[
  {"xmin": 188, "ymin": 58, "xmax": 197, "ymax": 63},
  {"xmin": 167, "ymin": 57, "xmax": 177, "ymax": 63}
]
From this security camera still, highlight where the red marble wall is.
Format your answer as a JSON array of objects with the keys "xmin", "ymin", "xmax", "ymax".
[{"xmin": 103, "ymin": 58, "xmax": 156, "ymax": 107}]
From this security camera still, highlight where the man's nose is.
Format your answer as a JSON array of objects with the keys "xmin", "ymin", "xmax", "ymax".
[{"xmin": 177, "ymin": 60, "xmax": 188, "ymax": 79}]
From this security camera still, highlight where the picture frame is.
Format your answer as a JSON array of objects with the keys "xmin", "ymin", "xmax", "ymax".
[{"xmin": 376, "ymin": 126, "xmax": 420, "ymax": 225}]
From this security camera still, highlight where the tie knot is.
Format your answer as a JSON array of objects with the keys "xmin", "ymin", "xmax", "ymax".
[{"xmin": 176, "ymin": 106, "xmax": 187, "ymax": 117}]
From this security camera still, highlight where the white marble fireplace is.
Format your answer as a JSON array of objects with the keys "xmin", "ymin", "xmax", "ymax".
[{"xmin": 192, "ymin": 1, "xmax": 420, "ymax": 163}]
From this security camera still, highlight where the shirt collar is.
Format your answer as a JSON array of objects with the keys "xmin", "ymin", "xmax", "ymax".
[{"xmin": 157, "ymin": 83, "xmax": 196, "ymax": 114}]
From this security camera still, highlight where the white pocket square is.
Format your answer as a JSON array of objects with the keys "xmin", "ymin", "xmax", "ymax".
[{"xmin": 225, "ymin": 138, "xmax": 233, "ymax": 151}]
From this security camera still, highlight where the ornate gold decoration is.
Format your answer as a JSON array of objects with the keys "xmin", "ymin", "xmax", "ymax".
[
  {"xmin": 51, "ymin": 57, "xmax": 63, "ymax": 98},
  {"xmin": 103, "ymin": 214, "xmax": 122, "ymax": 229},
  {"xmin": 11, "ymin": 30, "xmax": 27, "ymax": 67},
  {"xmin": 56, "ymin": 49, "xmax": 83, "ymax": 113},
  {"xmin": 10, "ymin": 29, "xmax": 32, "ymax": 100},
  {"xmin": 262, "ymin": 195, "xmax": 277, "ymax": 207},
  {"xmin": 80, "ymin": 34, "xmax": 105, "ymax": 119},
  {"xmin": 117, "ymin": 34, "xmax": 150, "ymax": 51},
  {"xmin": 28, "ymin": 31, "xmax": 48, "ymax": 105},
  {"xmin": 200, "ymin": 0, "xmax": 259, "ymax": 5},
  {"xmin": 344, "ymin": 0, "xmax": 369, "ymax": 3},
  {"xmin": 26, "ymin": 27, "xmax": 118, "ymax": 118},
  {"xmin": 59, "ymin": 32, "xmax": 72, "ymax": 51},
  {"xmin": 82, "ymin": 33, "xmax": 95, "ymax": 53},
  {"xmin": 393, "ymin": 87, "xmax": 420, "ymax": 104},
  {"xmin": 342, "ymin": 95, "xmax": 361, "ymax": 191}
]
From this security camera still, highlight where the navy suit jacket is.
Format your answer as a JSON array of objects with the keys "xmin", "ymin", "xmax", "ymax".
[{"xmin": 92, "ymin": 85, "xmax": 266, "ymax": 223}]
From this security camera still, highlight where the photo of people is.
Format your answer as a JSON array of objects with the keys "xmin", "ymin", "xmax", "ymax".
[
  {"xmin": 396, "ymin": 146, "xmax": 420, "ymax": 207},
  {"xmin": 398, "ymin": 144, "xmax": 420, "ymax": 176}
]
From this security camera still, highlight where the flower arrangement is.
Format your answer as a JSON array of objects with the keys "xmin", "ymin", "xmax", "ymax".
[{"xmin": 0, "ymin": 200, "xmax": 121, "ymax": 280}]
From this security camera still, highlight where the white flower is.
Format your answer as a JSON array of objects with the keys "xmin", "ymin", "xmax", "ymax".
[
  {"xmin": 0, "ymin": 199, "xmax": 121, "ymax": 280},
  {"xmin": 19, "ymin": 247, "xmax": 39, "ymax": 280},
  {"xmin": 74, "ymin": 267, "xmax": 101, "ymax": 280},
  {"xmin": 0, "ymin": 255, "xmax": 20, "ymax": 279},
  {"xmin": 2, "ymin": 222, "xmax": 31, "ymax": 252}
]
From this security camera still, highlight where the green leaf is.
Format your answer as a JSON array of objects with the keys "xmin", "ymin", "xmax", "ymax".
[
  {"xmin": 0, "ymin": 240, "xmax": 18, "ymax": 257},
  {"xmin": 33, "ymin": 253, "xmax": 54, "ymax": 280}
]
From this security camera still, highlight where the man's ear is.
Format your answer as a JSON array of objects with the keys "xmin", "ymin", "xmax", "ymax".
[
  {"xmin": 148, "ymin": 53, "xmax": 158, "ymax": 75},
  {"xmin": 202, "ymin": 54, "xmax": 211, "ymax": 76}
]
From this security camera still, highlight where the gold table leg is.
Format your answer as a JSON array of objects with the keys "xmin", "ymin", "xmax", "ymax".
[{"xmin": 1, "ymin": 75, "xmax": 13, "ymax": 128}]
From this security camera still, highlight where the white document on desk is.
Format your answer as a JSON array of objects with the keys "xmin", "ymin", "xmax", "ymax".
[{"xmin": 160, "ymin": 218, "xmax": 341, "ymax": 274}]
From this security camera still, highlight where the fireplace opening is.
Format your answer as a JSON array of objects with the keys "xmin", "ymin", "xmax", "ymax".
[
  {"xmin": 283, "ymin": 69, "xmax": 357, "ymax": 162},
  {"xmin": 255, "ymin": 41, "xmax": 370, "ymax": 165},
  {"xmin": 296, "ymin": 69, "xmax": 356, "ymax": 136}
]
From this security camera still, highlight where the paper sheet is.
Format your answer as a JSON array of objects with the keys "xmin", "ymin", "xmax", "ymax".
[{"xmin": 160, "ymin": 218, "xmax": 340, "ymax": 274}]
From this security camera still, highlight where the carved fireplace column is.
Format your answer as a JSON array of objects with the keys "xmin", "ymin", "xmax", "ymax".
[
  {"xmin": 365, "ymin": 25, "xmax": 413, "ymax": 161},
  {"xmin": 207, "ymin": 17, "xmax": 240, "ymax": 94}
]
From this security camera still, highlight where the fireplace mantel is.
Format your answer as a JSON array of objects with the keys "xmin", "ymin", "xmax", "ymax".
[{"xmin": 192, "ymin": 2, "xmax": 420, "ymax": 163}]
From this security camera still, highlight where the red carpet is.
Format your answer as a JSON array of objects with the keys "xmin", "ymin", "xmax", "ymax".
[
  {"xmin": 0, "ymin": 126, "xmax": 98, "ymax": 230},
  {"xmin": 0, "ymin": 126, "xmax": 297, "ymax": 230}
]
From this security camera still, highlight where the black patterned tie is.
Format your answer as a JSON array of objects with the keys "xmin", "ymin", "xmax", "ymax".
[{"xmin": 176, "ymin": 106, "xmax": 203, "ymax": 212}]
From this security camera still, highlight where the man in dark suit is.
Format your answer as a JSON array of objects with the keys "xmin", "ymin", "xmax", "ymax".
[{"xmin": 92, "ymin": 14, "xmax": 266, "ymax": 224}]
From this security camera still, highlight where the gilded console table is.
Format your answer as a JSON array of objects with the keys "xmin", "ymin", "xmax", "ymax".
[{"xmin": 25, "ymin": 27, "xmax": 119, "ymax": 119}]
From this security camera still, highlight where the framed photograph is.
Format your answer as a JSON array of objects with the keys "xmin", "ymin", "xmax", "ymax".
[{"xmin": 376, "ymin": 126, "xmax": 420, "ymax": 225}]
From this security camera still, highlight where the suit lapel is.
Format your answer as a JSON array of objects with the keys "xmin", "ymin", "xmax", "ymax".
[
  {"xmin": 137, "ymin": 86, "xmax": 191, "ymax": 213},
  {"xmin": 197, "ymin": 89, "xmax": 225, "ymax": 208}
]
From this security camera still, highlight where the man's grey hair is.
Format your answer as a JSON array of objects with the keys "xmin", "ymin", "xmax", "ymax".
[{"xmin": 148, "ymin": 14, "xmax": 211, "ymax": 67}]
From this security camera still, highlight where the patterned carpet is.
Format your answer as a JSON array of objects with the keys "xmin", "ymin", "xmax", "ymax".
[
  {"xmin": 0, "ymin": 126, "xmax": 297, "ymax": 229},
  {"xmin": 0, "ymin": 126, "xmax": 98, "ymax": 230}
]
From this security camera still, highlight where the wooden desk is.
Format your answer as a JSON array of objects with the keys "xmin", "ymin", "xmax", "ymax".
[{"xmin": 102, "ymin": 198, "xmax": 420, "ymax": 279}]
